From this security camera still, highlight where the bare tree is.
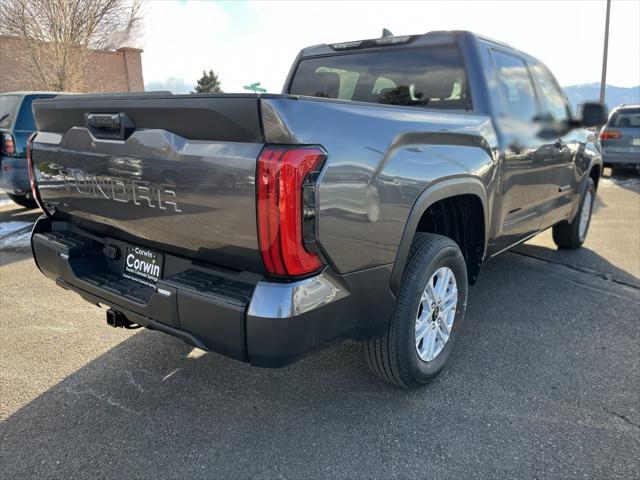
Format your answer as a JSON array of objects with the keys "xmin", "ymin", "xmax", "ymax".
[{"xmin": 0, "ymin": 0, "xmax": 142, "ymax": 92}]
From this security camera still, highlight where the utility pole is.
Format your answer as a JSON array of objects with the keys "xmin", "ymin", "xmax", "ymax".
[{"xmin": 599, "ymin": 0, "xmax": 611, "ymax": 104}]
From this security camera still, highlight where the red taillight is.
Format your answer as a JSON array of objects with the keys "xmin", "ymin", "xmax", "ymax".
[
  {"xmin": 257, "ymin": 146, "xmax": 325, "ymax": 276},
  {"xmin": 600, "ymin": 130, "xmax": 622, "ymax": 140},
  {"xmin": 26, "ymin": 132, "xmax": 48, "ymax": 214},
  {"xmin": 1, "ymin": 133, "xmax": 15, "ymax": 155}
]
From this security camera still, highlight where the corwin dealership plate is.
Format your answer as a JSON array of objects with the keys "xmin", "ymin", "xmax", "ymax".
[{"xmin": 123, "ymin": 246, "xmax": 164, "ymax": 287}]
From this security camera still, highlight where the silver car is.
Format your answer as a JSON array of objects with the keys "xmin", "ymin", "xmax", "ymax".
[{"xmin": 600, "ymin": 104, "xmax": 640, "ymax": 168}]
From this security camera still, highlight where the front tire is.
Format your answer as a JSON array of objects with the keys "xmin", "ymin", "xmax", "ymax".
[
  {"xmin": 552, "ymin": 177, "xmax": 595, "ymax": 249},
  {"xmin": 365, "ymin": 233, "xmax": 468, "ymax": 388},
  {"xmin": 7, "ymin": 193, "xmax": 37, "ymax": 209}
]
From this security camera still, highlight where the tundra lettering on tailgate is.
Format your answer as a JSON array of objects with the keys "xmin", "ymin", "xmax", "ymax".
[{"xmin": 63, "ymin": 174, "xmax": 182, "ymax": 213}]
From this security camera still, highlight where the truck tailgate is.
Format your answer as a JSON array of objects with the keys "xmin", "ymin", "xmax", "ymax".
[{"xmin": 31, "ymin": 94, "xmax": 265, "ymax": 272}]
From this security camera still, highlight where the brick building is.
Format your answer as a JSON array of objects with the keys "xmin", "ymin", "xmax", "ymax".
[{"xmin": 0, "ymin": 35, "xmax": 144, "ymax": 93}]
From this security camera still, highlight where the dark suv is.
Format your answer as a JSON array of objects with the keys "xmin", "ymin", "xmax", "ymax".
[{"xmin": 1, "ymin": 92, "xmax": 58, "ymax": 208}]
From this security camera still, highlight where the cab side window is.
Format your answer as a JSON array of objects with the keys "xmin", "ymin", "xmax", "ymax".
[
  {"xmin": 492, "ymin": 50, "xmax": 538, "ymax": 123},
  {"xmin": 531, "ymin": 63, "xmax": 571, "ymax": 123}
]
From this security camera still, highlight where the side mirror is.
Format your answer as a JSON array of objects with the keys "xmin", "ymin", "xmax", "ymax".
[{"xmin": 577, "ymin": 102, "xmax": 608, "ymax": 128}]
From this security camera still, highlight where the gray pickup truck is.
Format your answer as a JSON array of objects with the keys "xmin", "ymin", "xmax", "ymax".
[{"xmin": 28, "ymin": 31, "xmax": 606, "ymax": 388}]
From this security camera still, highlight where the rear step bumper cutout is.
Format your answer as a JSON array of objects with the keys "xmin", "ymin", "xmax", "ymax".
[{"xmin": 30, "ymin": 216, "xmax": 359, "ymax": 367}]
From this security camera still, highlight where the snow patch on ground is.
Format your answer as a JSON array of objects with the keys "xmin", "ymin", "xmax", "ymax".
[
  {"xmin": 600, "ymin": 176, "xmax": 640, "ymax": 188},
  {"xmin": 0, "ymin": 221, "xmax": 32, "ymax": 235},
  {"xmin": 0, "ymin": 221, "xmax": 32, "ymax": 250}
]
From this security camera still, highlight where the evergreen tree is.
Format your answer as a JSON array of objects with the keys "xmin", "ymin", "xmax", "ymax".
[{"xmin": 192, "ymin": 70, "xmax": 223, "ymax": 94}]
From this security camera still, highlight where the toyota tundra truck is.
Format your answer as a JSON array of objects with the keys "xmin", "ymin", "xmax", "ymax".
[{"xmin": 27, "ymin": 31, "xmax": 607, "ymax": 388}]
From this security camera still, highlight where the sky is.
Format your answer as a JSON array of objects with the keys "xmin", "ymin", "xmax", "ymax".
[{"xmin": 139, "ymin": 0, "xmax": 640, "ymax": 93}]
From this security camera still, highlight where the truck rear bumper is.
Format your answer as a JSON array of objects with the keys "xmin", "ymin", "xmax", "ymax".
[{"xmin": 31, "ymin": 217, "xmax": 395, "ymax": 367}]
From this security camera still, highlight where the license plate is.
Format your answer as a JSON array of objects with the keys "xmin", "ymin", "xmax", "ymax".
[
  {"xmin": 123, "ymin": 246, "xmax": 164, "ymax": 286},
  {"xmin": 632, "ymin": 138, "xmax": 640, "ymax": 146}
]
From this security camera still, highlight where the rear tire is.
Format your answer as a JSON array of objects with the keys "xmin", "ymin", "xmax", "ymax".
[
  {"xmin": 552, "ymin": 177, "xmax": 595, "ymax": 249},
  {"xmin": 365, "ymin": 233, "xmax": 468, "ymax": 388},
  {"xmin": 7, "ymin": 193, "xmax": 37, "ymax": 209}
]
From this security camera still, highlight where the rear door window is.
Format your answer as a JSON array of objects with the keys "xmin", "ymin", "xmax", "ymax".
[
  {"xmin": 531, "ymin": 63, "xmax": 571, "ymax": 123},
  {"xmin": 0, "ymin": 95, "xmax": 21, "ymax": 129},
  {"xmin": 289, "ymin": 46, "xmax": 471, "ymax": 109},
  {"xmin": 492, "ymin": 50, "xmax": 538, "ymax": 122}
]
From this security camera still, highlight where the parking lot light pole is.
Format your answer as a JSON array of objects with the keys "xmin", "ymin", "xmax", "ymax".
[{"xmin": 599, "ymin": 0, "xmax": 611, "ymax": 104}]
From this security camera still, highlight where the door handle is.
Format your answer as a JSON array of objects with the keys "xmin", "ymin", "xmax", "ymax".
[{"xmin": 554, "ymin": 140, "xmax": 566, "ymax": 150}]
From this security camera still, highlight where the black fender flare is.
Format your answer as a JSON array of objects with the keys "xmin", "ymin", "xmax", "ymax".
[
  {"xmin": 568, "ymin": 141, "xmax": 603, "ymax": 222},
  {"xmin": 390, "ymin": 177, "xmax": 489, "ymax": 294},
  {"xmin": 587, "ymin": 152, "xmax": 604, "ymax": 183}
]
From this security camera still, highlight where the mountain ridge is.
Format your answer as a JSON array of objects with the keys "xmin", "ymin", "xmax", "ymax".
[{"xmin": 563, "ymin": 83, "xmax": 639, "ymax": 111}]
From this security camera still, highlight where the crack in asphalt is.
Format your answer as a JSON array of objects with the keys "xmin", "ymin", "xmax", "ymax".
[
  {"xmin": 61, "ymin": 386, "xmax": 141, "ymax": 416},
  {"xmin": 601, "ymin": 406, "xmax": 640, "ymax": 429},
  {"xmin": 511, "ymin": 250, "xmax": 640, "ymax": 292}
]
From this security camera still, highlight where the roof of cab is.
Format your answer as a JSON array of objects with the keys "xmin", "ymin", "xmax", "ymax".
[
  {"xmin": 294, "ymin": 29, "xmax": 550, "ymax": 80},
  {"xmin": 298, "ymin": 30, "xmax": 510, "ymax": 57}
]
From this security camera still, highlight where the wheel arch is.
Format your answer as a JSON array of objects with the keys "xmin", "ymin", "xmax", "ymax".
[
  {"xmin": 567, "ymin": 143, "xmax": 604, "ymax": 222},
  {"xmin": 589, "ymin": 162, "xmax": 602, "ymax": 190},
  {"xmin": 390, "ymin": 177, "xmax": 488, "ymax": 294},
  {"xmin": 584, "ymin": 137, "xmax": 603, "ymax": 189}
]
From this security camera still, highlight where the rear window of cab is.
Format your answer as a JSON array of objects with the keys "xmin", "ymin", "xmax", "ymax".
[
  {"xmin": 289, "ymin": 46, "xmax": 471, "ymax": 109},
  {"xmin": 609, "ymin": 108, "xmax": 640, "ymax": 128}
]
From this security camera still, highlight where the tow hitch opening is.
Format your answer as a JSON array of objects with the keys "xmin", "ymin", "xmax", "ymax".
[{"xmin": 106, "ymin": 309, "xmax": 140, "ymax": 329}]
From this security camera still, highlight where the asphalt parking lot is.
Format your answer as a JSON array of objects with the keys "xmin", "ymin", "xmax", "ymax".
[{"xmin": 1, "ymin": 169, "xmax": 639, "ymax": 479}]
